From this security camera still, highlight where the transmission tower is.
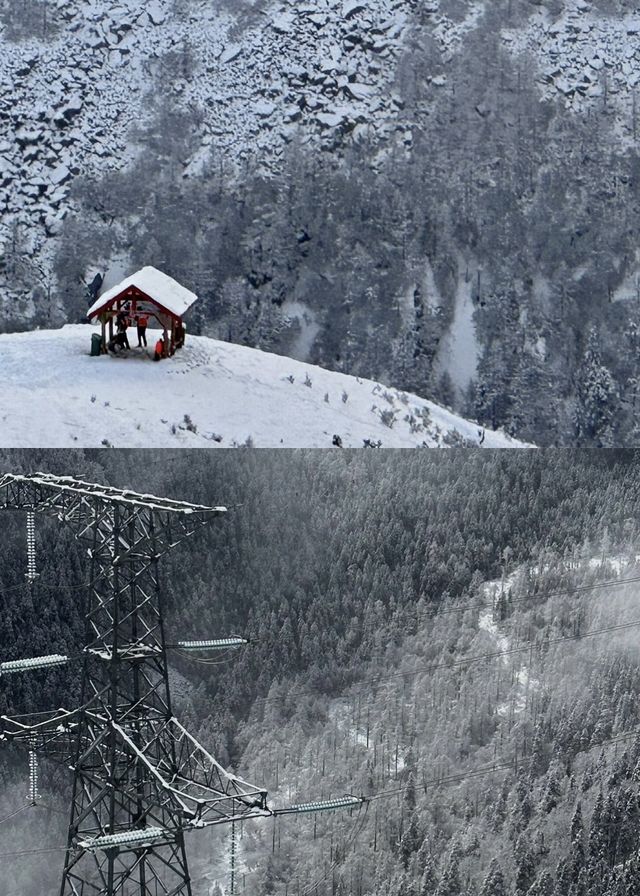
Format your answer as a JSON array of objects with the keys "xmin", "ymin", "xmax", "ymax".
[{"xmin": 0, "ymin": 473, "xmax": 271, "ymax": 896}]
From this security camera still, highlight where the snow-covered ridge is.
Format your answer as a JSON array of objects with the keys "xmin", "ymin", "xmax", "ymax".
[{"xmin": 0, "ymin": 325, "xmax": 527, "ymax": 448}]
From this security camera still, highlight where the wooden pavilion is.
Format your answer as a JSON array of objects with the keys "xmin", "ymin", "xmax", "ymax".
[{"xmin": 87, "ymin": 266, "xmax": 198, "ymax": 356}]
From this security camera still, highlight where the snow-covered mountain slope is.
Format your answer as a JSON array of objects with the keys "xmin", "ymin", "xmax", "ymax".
[{"xmin": 0, "ymin": 325, "xmax": 525, "ymax": 448}]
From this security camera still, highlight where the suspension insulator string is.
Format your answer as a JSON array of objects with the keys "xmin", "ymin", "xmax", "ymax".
[
  {"xmin": 230, "ymin": 803, "xmax": 236, "ymax": 896},
  {"xmin": 26, "ymin": 512, "xmax": 38, "ymax": 584},
  {"xmin": 28, "ymin": 741, "xmax": 39, "ymax": 806}
]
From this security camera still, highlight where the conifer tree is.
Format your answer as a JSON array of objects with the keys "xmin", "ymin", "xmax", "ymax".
[
  {"xmin": 435, "ymin": 842, "xmax": 461, "ymax": 896},
  {"xmin": 515, "ymin": 834, "xmax": 537, "ymax": 895},
  {"xmin": 574, "ymin": 328, "xmax": 619, "ymax": 446},
  {"xmin": 419, "ymin": 856, "xmax": 438, "ymax": 896},
  {"xmin": 479, "ymin": 858, "xmax": 507, "ymax": 896}
]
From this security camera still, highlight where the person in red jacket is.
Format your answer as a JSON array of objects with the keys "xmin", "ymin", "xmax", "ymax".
[
  {"xmin": 153, "ymin": 336, "xmax": 165, "ymax": 362},
  {"xmin": 137, "ymin": 313, "xmax": 149, "ymax": 347}
]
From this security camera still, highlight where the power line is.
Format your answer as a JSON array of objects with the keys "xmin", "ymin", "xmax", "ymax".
[
  {"xmin": 175, "ymin": 649, "xmax": 242, "ymax": 666},
  {"xmin": 425, "ymin": 570, "xmax": 640, "ymax": 621},
  {"xmin": 367, "ymin": 725, "xmax": 640, "ymax": 805},
  {"xmin": 251, "ymin": 616, "xmax": 640, "ymax": 708},
  {"xmin": 0, "ymin": 805, "xmax": 29, "ymax": 827},
  {"xmin": 2, "ymin": 726, "xmax": 639, "ymax": 879},
  {"xmin": 0, "ymin": 844, "xmax": 68, "ymax": 859},
  {"xmin": 300, "ymin": 802, "xmax": 369, "ymax": 896},
  {"xmin": 216, "ymin": 567, "xmax": 640, "ymax": 664},
  {"xmin": 0, "ymin": 574, "xmax": 106, "ymax": 598},
  {"xmin": 170, "ymin": 565, "xmax": 640, "ymax": 682}
]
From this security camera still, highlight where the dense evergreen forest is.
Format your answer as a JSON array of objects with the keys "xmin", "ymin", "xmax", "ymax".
[{"xmin": 2, "ymin": 449, "xmax": 640, "ymax": 894}]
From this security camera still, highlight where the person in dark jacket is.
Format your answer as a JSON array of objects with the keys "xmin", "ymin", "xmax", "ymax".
[
  {"xmin": 108, "ymin": 332, "xmax": 128, "ymax": 353},
  {"xmin": 116, "ymin": 309, "xmax": 130, "ymax": 350}
]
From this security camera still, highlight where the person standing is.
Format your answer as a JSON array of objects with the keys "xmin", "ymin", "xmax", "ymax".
[
  {"xmin": 116, "ymin": 308, "xmax": 130, "ymax": 350},
  {"xmin": 137, "ymin": 312, "xmax": 149, "ymax": 347}
]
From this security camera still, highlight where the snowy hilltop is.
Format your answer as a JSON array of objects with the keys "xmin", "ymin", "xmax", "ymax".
[{"xmin": 0, "ymin": 326, "xmax": 525, "ymax": 448}]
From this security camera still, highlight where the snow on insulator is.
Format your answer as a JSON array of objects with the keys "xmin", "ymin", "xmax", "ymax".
[
  {"xmin": 274, "ymin": 796, "xmax": 365, "ymax": 815},
  {"xmin": 25, "ymin": 511, "xmax": 38, "ymax": 583},
  {"xmin": 85, "ymin": 644, "xmax": 160, "ymax": 661},
  {"xmin": 28, "ymin": 746, "xmax": 39, "ymax": 805},
  {"xmin": 176, "ymin": 638, "xmax": 248, "ymax": 650},
  {"xmin": 0, "ymin": 654, "xmax": 70, "ymax": 675},
  {"xmin": 79, "ymin": 827, "xmax": 169, "ymax": 851}
]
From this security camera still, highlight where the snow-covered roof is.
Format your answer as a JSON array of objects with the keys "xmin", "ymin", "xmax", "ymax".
[{"xmin": 87, "ymin": 267, "xmax": 197, "ymax": 319}]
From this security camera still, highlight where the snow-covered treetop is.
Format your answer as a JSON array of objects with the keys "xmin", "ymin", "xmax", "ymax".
[{"xmin": 87, "ymin": 266, "xmax": 198, "ymax": 320}]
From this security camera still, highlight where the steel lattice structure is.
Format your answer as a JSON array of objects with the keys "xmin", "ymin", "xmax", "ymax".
[{"xmin": 0, "ymin": 473, "xmax": 270, "ymax": 896}]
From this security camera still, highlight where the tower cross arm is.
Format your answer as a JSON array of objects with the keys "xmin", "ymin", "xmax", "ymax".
[
  {"xmin": 111, "ymin": 717, "xmax": 270, "ymax": 826},
  {"xmin": 0, "ymin": 706, "xmax": 81, "ymax": 762},
  {"xmin": 0, "ymin": 472, "xmax": 227, "ymax": 516}
]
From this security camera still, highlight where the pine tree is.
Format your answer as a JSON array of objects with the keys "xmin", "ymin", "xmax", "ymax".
[
  {"xmin": 528, "ymin": 871, "xmax": 554, "ymax": 896},
  {"xmin": 420, "ymin": 857, "xmax": 439, "ymax": 896},
  {"xmin": 541, "ymin": 760, "xmax": 563, "ymax": 814},
  {"xmin": 574, "ymin": 327, "xmax": 619, "ymax": 446},
  {"xmin": 617, "ymin": 789, "xmax": 638, "ymax": 866},
  {"xmin": 493, "ymin": 779, "xmax": 509, "ymax": 832},
  {"xmin": 414, "ymin": 837, "xmax": 432, "ymax": 877},
  {"xmin": 603, "ymin": 791, "xmax": 622, "ymax": 866},
  {"xmin": 435, "ymin": 842, "xmax": 461, "ymax": 896},
  {"xmin": 515, "ymin": 834, "xmax": 537, "ymax": 895},
  {"xmin": 570, "ymin": 803, "xmax": 586, "ymax": 892},
  {"xmin": 555, "ymin": 857, "xmax": 573, "ymax": 896},
  {"xmin": 511, "ymin": 768, "xmax": 534, "ymax": 833},
  {"xmin": 400, "ymin": 812, "xmax": 421, "ymax": 869},
  {"xmin": 530, "ymin": 722, "xmax": 548, "ymax": 777},
  {"xmin": 404, "ymin": 772, "xmax": 417, "ymax": 812},
  {"xmin": 571, "ymin": 802, "xmax": 584, "ymax": 845},
  {"xmin": 479, "ymin": 858, "xmax": 506, "ymax": 896}
]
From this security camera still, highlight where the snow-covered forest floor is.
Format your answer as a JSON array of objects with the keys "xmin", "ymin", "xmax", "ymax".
[{"xmin": 0, "ymin": 325, "xmax": 523, "ymax": 448}]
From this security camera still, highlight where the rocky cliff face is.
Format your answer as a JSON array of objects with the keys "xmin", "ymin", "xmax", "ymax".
[
  {"xmin": 1, "ymin": 0, "xmax": 411, "ymax": 302},
  {"xmin": 506, "ymin": 2, "xmax": 640, "ymax": 114},
  {"xmin": 0, "ymin": 0, "xmax": 497, "ymax": 316}
]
